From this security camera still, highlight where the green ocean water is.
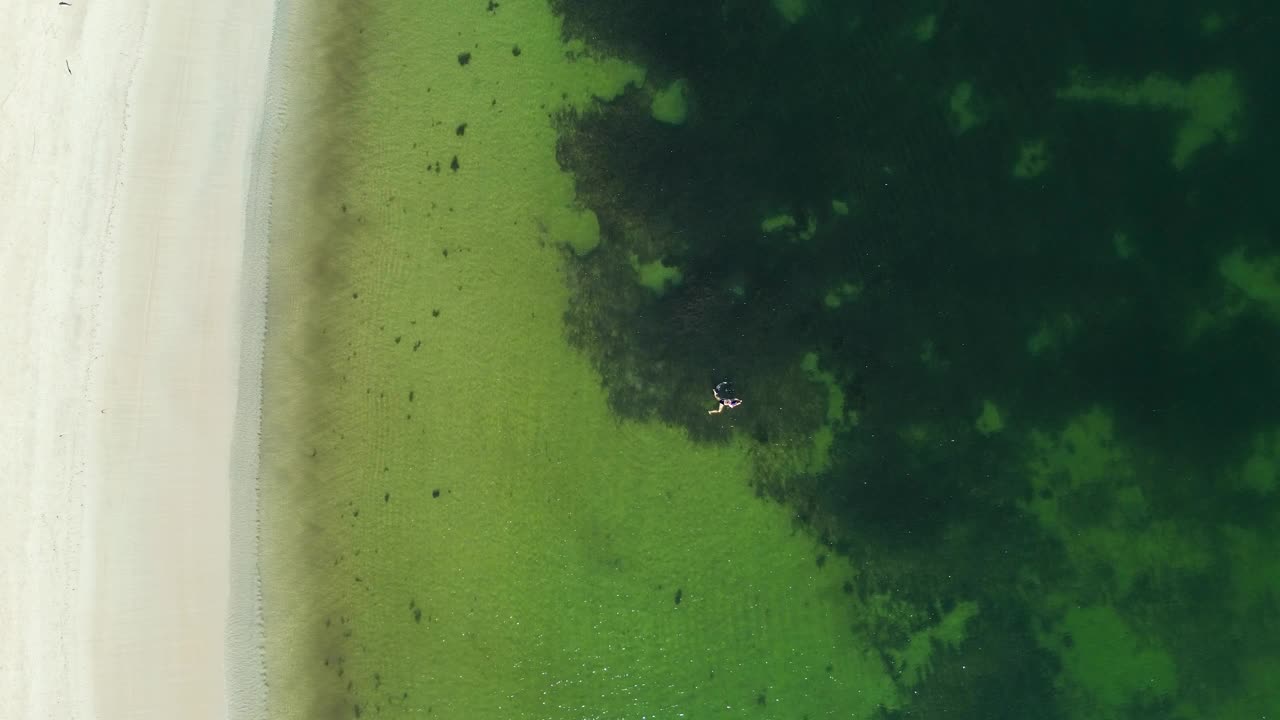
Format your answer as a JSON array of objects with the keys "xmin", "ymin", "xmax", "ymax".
[
  {"xmin": 261, "ymin": 2, "xmax": 899, "ymax": 718},
  {"xmin": 259, "ymin": 2, "xmax": 1280, "ymax": 719}
]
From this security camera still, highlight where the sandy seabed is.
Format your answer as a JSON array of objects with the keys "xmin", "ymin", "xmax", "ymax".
[{"xmin": 1, "ymin": 0, "xmax": 286, "ymax": 716}]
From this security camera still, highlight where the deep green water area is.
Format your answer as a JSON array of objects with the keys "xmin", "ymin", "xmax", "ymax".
[{"xmin": 260, "ymin": 1, "xmax": 1279, "ymax": 719}]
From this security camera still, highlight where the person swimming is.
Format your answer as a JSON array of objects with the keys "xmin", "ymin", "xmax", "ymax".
[{"xmin": 708, "ymin": 381, "xmax": 742, "ymax": 414}]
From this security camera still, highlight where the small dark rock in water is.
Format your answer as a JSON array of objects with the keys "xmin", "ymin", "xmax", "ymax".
[
  {"xmin": 457, "ymin": 52, "xmax": 471, "ymax": 66},
  {"xmin": 674, "ymin": 588, "xmax": 683, "ymax": 605}
]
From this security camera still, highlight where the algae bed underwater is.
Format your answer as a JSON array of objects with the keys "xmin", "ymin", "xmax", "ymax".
[{"xmin": 258, "ymin": 1, "xmax": 1280, "ymax": 719}]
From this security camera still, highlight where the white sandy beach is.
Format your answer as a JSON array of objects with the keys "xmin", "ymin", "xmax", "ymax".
[{"xmin": 1, "ymin": 0, "xmax": 279, "ymax": 716}]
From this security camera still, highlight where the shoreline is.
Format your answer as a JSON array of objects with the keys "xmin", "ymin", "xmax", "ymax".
[
  {"xmin": 1, "ymin": 0, "xmax": 281, "ymax": 715},
  {"xmin": 254, "ymin": 0, "xmax": 368, "ymax": 711},
  {"xmin": 230, "ymin": 0, "xmax": 293, "ymax": 711}
]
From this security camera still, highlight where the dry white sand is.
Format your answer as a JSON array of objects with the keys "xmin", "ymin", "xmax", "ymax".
[{"xmin": 1, "ymin": 0, "xmax": 280, "ymax": 716}]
